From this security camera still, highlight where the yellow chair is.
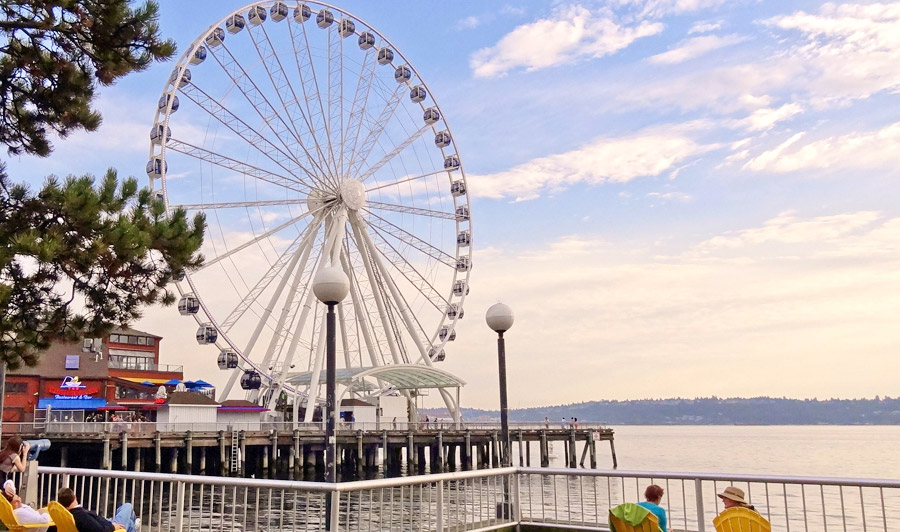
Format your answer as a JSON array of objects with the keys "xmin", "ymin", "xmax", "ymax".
[
  {"xmin": 608, "ymin": 504, "xmax": 661, "ymax": 532},
  {"xmin": 0, "ymin": 494, "xmax": 54, "ymax": 531},
  {"xmin": 47, "ymin": 501, "xmax": 78, "ymax": 532},
  {"xmin": 714, "ymin": 507, "xmax": 771, "ymax": 532}
]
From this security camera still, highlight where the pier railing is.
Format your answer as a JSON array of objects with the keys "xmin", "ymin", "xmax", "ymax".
[{"xmin": 29, "ymin": 466, "xmax": 900, "ymax": 532}]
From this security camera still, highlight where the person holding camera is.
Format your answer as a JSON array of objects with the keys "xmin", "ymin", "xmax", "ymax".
[{"xmin": 0, "ymin": 436, "xmax": 29, "ymax": 482}]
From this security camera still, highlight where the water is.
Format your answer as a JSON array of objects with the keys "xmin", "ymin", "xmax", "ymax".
[{"xmin": 540, "ymin": 425, "xmax": 900, "ymax": 478}]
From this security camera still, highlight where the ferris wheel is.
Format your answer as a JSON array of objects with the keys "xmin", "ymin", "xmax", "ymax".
[{"xmin": 146, "ymin": 1, "xmax": 471, "ymax": 419}]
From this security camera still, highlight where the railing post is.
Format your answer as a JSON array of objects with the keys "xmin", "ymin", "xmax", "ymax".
[
  {"xmin": 695, "ymin": 478, "xmax": 706, "ymax": 532},
  {"xmin": 175, "ymin": 480, "xmax": 186, "ymax": 531},
  {"xmin": 513, "ymin": 471, "xmax": 522, "ymax": 530},
  {"xmin": 436, "ymin": 479, "xmax": 445, "ymax": 532},
  {"xmin": 328, "ymin": 490, "xmax": 340, "ymax": 532}
]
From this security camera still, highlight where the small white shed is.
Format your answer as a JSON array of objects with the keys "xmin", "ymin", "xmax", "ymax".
[
  {"xmin": 218, "ymin": 400, "xmax": 268, "ymax": 431},
  {"xmin": 340, "ymin": 398, "xmax": 377, "ymax": 427},
  {"xmin": 157, "ymin": 391, "xmax": 219, "ymax": 431}
]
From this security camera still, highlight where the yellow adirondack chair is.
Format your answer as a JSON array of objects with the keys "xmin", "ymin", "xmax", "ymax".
[
  {"xmin": 47, "ymin": 501, "xmax": 79, "ymax": 532},
  {"xmin": 0, "ymin": 494, "xmax": 54, "ymax": 532},
  {"xmin": 608, "ymin": 504, "xmax": 661, "ymax": 532},
  {"xmin": 714, "ymin": 507, "xmax": 771, "ymax": 532}
]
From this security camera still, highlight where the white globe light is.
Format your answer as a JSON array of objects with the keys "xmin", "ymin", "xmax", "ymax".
[
  {"xmin": 313, "ymin": 266, "xmax": 350, "ymax": 304},
  {"xmin": 486, "ymin": 302, "xmax": 514, "ymax": 333}
]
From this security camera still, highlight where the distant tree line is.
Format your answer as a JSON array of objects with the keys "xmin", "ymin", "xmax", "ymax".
[{"xmin": 448, "ymin": 397, "xmax": 900, "ymax": 425}]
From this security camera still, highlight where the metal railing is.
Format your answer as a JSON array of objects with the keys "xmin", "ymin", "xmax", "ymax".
[
  {"xmin": 3, "ymin": 420, "xmax": 608, "ymax": 435},
  {"xmin": 27, "ymin": 466, "xmax": 900, "ymax": 532},
  {"xmin": 108, "ymin": 356, "xmax": 183, "ymax": 373}
]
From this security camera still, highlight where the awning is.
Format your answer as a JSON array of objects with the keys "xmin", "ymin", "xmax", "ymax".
[
  {"xmin": 119, "ymin": 377, "xmax": 170, "ymax": 385},
  {"xmin": 38, "ymin": 398, "xmax": 107, "ymax": 410},
  {"xmin": 97, "ymin": 405, "xmax": 127, "ymax": 411},
  {"xmin": 285, "ymin": 364, "xmax": 466, "ymax": 390}
]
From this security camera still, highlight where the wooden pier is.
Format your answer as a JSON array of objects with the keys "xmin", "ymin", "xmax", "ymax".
[{"xmin": 27, "ymin": 425, "xmax": 617, "ymax": 478}]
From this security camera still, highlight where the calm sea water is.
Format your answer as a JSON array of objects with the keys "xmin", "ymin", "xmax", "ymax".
[{"xmin": 565, "ymin": 425, "xmax": 900, "ymax": 478}]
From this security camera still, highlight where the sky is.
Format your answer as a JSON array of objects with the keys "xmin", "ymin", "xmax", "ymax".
[{"xmin": 5, "ymin": 0, "xmax": 900, "ymax": 409}]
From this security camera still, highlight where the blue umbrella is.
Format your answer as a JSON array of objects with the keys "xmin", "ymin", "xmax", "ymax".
[
  {"xmin": 164, "ymin": 379, "xmax": 181, "ymax": 386},
  {"xmin": 191, "ymin": 379, "xmax": 213, "ymax": 388},
  {"xmin": 140, "ymin": 381, "xmax": 154, "ymax": 386}
]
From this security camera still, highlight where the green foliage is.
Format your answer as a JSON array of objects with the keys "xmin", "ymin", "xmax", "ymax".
[
  {"xmin": 0, "ymin": 165, "xmax": 206, "ymax": 369},
  {"xmin": 0, "ymin": 0, "xmax": 175, "ymax": 156}
]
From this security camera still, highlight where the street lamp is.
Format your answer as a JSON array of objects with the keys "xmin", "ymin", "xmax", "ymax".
[
  {"xmin": 313, "ymin": 265, "xmax": 349, "ymax": 530},
  {"xmin": 486, "ymin": 302, "xmax": 514, "ymax": 467}
]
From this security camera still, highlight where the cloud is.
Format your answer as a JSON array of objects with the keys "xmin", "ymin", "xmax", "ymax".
[
  {"xmin": 617, "ymin": 0, "xmax": 728, "ymax": 18},
  {"xmin": 649, "ymin": 34, "xmax": 747, "ymax": 64},
  {"xmin": 734, "ymin": 103, "xmax": 803, "ymax": 132},
  {"xmin": 647, "ymin": 191, "xmax": 692, "ymax": 202},
  {"xmin": 455, "ymin": 15, "xmax": 481, "ymax": 30},
  {"xmin": 689, "ymin": 21, "xmax": 722, "ymax": 34},
  {"xmin": 470, "ymin": 4, "xmax": 663, "ymax": 78},
  {"xmin": 744, "ymin": 122, "xmax": 900, "ymax": 173},
  {"xmin": 467, "ymin": 125, "xmax": 717, "ymax": 201}
]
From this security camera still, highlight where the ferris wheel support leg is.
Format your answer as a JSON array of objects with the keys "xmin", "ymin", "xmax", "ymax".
[
  {"xmin": 221, "ymin": 216, "xmax": 322, "ymax": 401},
  {"xmin": 352, "ymin": 212, "xmax": 462, "ymax": 423},
  {"xmin": 348, "ymin": 217, "xmax": 403, "ymax": 366},
  {"xmin": 340, "ymin": 246, "xmax": 381, "ymax": 369},
  {"xmin": 303, "ymin": 317, "xmax": 329, "ymax": 423}
]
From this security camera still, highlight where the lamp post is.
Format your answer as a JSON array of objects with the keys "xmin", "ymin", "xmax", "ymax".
[
  {"xmin": 313, "ymin": 266, "xmax": 349, "ymax": 532},
  {"xmin": 486, "ymin": 302, "xmax": 514, "ymax": 466}
]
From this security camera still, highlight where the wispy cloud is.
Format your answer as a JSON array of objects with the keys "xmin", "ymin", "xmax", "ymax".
[
  {"xmin": 734, "ymin": 103, "xmax": 803, "ymax": 132},
  {"xmin": 744, "ymin": 122, "xmax": 900, "ymax": 173},
  {"xmin": 468, "ymin": 125, "xmax": 717, "ymax": 201},
  {"xmin": 617, "ymin": 0, "xmax": 728, "ymax": 18},
  {"xmin": 649, "ymin": 33, "xmax": 747, "ymax": 64},
  {"xmin": 689, "ymin": 20, "xmax": 722, "ymax": 34},
  {"xmin": 455, "ymin": 15, "xmax": 481, "ymax": 30},
  {"xmin": 470, "ymin": 4, "xmax": 662, "ymax": 78}
]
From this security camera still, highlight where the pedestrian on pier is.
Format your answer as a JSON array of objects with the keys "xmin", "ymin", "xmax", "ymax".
[
  {"xmin": 544, "ymin": 417, "xmax": 550, "ymax": 429},
  {"xmin": 57, "ymin": 487, "xmax": 141, "ymax": 532},
  {"xmin": 560, "ymin": 417, "xmax": 567, "ymax": 429}
]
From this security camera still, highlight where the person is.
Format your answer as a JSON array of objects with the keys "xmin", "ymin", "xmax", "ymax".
[
  {"xmin": 3, "ymin": 479, "xmax": 51, "ymax": 531},
  {"xmin": 544, "ymin": 417, "xmax": 550, "ymax": 429},
  {"xmin": 560, "ymin": 417, "xmax": 567, "ymax": 429},
  {"xmin": 637, "ymin": 484, "xmax": 668, "ymax": 532},
  {"xmin": 717, "ymin": 486, "xmax": 756, "ymax": 512},
  {"xmin": 0, "ymin": 436, "xmax": 29, "ymax": 482},
  {"xmin": 57, "ymin": 487, "xmax": 141, "ymax": 532}
]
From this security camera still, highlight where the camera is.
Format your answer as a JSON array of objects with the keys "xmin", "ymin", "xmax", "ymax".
[{"xmin": 23, "ymin": 440, "xmax": 50, "ymax": 461}]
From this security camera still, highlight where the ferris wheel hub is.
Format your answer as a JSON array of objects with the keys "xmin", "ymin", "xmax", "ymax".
[{"xmin": 339, "ymin": 178, "xmax": 367, "ymax": 211}]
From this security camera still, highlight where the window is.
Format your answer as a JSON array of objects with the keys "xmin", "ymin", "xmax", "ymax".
[
  {"xmin": 110, "ymin": 334, "xmax": 119, "ymax": 343},
  {"xmin": 6, "ymin": 382, "xmax": 27, "ymax": 394},
  {"xmin": 137, "ymin": 336, "xmax": 147, "ymax": 345},
  {"xmin": 65, "ymin": 355, "xmax": 80, "ymax": 370},
  {"xmin": 119, "ymin": 335, "xmax": 129, "ymax": 344},
  {"xmin": 147, "ymin": 338, "xmax": 155, "ymax": 346}
]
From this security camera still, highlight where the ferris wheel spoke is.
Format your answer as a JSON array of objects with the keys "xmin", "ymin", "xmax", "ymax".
[
  {"xmin": 358, "ymin": 124, "xmax": 431, "ymax": 183},
  {"xmin": 247, "ymin": 23, "xmax": 336, "ymax": 186},
  {"xmin": 363, "ymin": 208, "xmax": 455, "ymax": 267},
  {"xmin": 366, "ymin": 201, "xmax": 458, "ymax": 220},
  {"xmin": 219, "ymin": 216, "xmax": 320, "ymax": 332},
  {"xmin": 340, "ymin": 244, "xmax": 382, "ymax": 368},
  {"xmin": 197, "ymin": 211, "xmax": 314, "ymax": 272},
  {"xmin": 208, "ymin": 43, "xmax": 332, "ymax": 189},
  {"xmin": 167, "ymin": 138, "xmax": 308, "ymax": 193},
  {"xmin": 288, "ymin": 16, "xmax": 334, "ymax": 181},
  {"xmin": 343, "ymin": 47, "xmax": 377, "ymax": 180},
  {"xmin": 365, "ymin": 168, "xmax": 448, "ymax": 193},
  {"xmin": 178, "ymin": 84, "xmax": 319, "ymax": 189},
  {"xmin": 364, "ymin": 223, "xmax": 450, "ymax": 313},
  {"xmin": 171, "ymin": 198, "xmax": 306, "ymax": 211},
  {"xmin": 327, "ymin": 23, "xmax": 344, "ymax": 180},
  {"xmin": 346, "ymin": 83, "xmax": 406, "ymax": 179}
]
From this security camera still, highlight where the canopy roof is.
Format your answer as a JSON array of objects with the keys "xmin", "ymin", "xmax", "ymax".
[{"xmin": 285, "ymin": 364, "xmax": 465, "ymax": 391}]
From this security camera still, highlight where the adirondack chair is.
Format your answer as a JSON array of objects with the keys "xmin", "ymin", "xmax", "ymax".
[
  {"xmin": 0, "ymin": 493, "xmax": 54, "ymax": 532},
  {"xmin": 714, "ymin": 507, "xmax": 772, "ymax": 532},
  {"xmin": 47, "ymin": 501, "xmax": 79, "ymax": 532},
  {"xmin": 608, "ymin": 503, "xmax": 661, "ymax": 532}
]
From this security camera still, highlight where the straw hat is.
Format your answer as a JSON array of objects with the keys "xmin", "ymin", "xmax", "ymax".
[{"xmin": 717, "ymin": 486, "xmax": 748, "ymax": 505}]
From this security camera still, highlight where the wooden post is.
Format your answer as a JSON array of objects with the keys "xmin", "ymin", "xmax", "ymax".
[
  {"xmin": 526, "ymin": 440, "xmax": 531, "ymax": 467},
  {"xmin": 239, "ymin": 431, "xmax": 247, "ymax": 475},
  {"xmin": 407, "ymin": 430, "xmax": 415, "ymax": 468},
  {"xmin": 120, "ymin": 432, "xmax": 128, "ymax": 469},
  {"xmin": 135, "ymin": 448, "xmax": 143, "ymax": 472},
  {"xmin": 589, "ymin": 435, "xmax": 597, "ymax": 469},
  {"xmin": 464, "ymin": 431, "xmax": 472, "ymax": 469},
  {"xmin": 580, "ymin": 435, "xmax": 590, "ymax": 467},
  {"xmin": 517, "ymin": 431, "xmax": 524, "ymax": 466},
  {"xmin": 609, "ymin": 438, "xmax": 618, "ymax": 469},
  {"xmin": 154, "ymin": 432, "xmax": 161, "ymax": 472},
  {"xmin": 568, "ymin": 431, "xmax": 577, "ymax": 468},
  {"xmin": 185, "ymin": 431, "xmax": 193, "ymax": 473},
  {"xmin": 356, "ymin": 432, "xmax": 364, "ymax": 474},
  {"xmin": 218, "ymin": 431, "xmax": 227, "ymax": 475},
  {"xmin": 491, "ymin": 433, "xmax": 499, "ymax": 468},
  {"xmin": 540, "ymin": 431, "xmax": 549, "ymax": 467},
  {"xmin": 102, "ymin": 433, "xmax": 111, "ymax": 470},
  {"xmin": 170, "ymin": 447, "xmax": 178, "ymax": 473},
  {"xmin": 436, "ymin": 431, "xmax": 444, "ymax": 472},
  {"xmin": 293, "ymin": 430, "xmax": 301, "ymax": 475},
  {"xmin": 270, "ymin": 431, "xmax": 278, "ymax": 474}
]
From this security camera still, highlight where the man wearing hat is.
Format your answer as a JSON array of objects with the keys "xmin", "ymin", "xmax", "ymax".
[{"xmin": 717, "ymin": 486, "xmax": 756, "ymax": 512}]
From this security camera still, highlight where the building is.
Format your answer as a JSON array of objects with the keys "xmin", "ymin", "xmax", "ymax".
[{"xmin": 4, "ymin": 328, "xmax": 184, "ymax": 424}]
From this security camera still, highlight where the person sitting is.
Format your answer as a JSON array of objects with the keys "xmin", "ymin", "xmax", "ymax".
[
  {"xmin": 57, "ymin": 487, "xmax": 140, "ymax": 532},
  {"xmin": 3, "ymin": 479, "xmax": 51, "ymax": 532},
  {"xmin": 717, "ymin": 486, "xmax": 756, "ymax": 512},
  {"xmin": 637, "ymin": 484, "xmax": 668, "ymax": 532}
]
